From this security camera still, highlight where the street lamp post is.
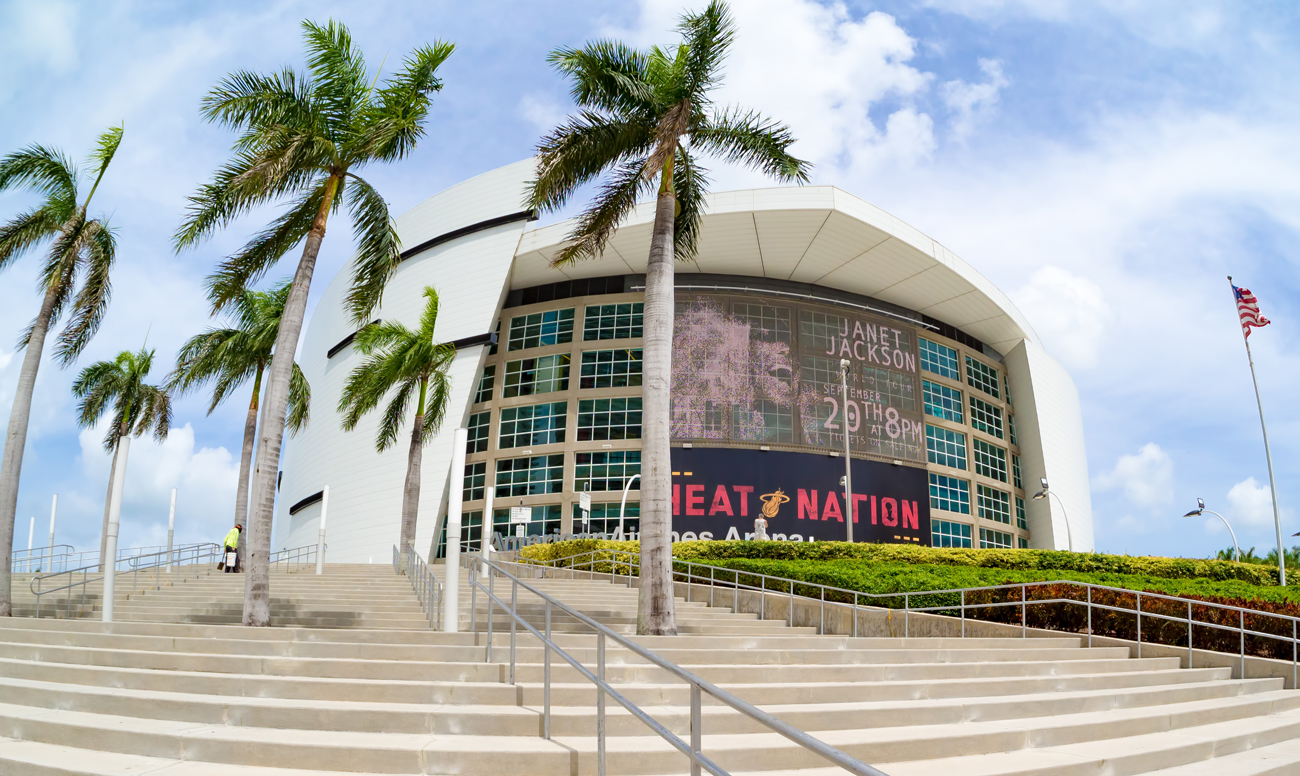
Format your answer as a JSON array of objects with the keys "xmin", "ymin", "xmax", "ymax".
[
  {"xmin": 1032, "ymin": 477, "xmax": 1073, "ymax": 552},
  {"xmin": 839, "ymin": 359, "xmax": 854, "ymax": 543},
  {"xmin": 1185, "ymin": 498, "xmax": 1239, "ymax": 562},
  {"xmin": 618, "ymin": 474, "xmax": 640, "ymax": 539}
]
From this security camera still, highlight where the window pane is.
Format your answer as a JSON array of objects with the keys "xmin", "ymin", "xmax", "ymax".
[
  {"xmin": 926, "ymin": 424, "xmax": 967, "ymax": 470},
  {"xmin": 965, "ymin": 356, "xmax": 1001, "ymax": 399},
  {"xmin": 579, "ymin": 349, "xmax": 643, "ymax": 389},
  {"xmin": 575, "ymin": 501, "xmax": 640, "ymax": 535},
  {"xmin": 1012, "ymin": 454, "xmax": 1023, "ymax": 490},
  {"xmin": 462, "ymin": 461, "xmax": 486, "ymax": 502},
  {"xmin": 490, "ymin": 504, "xmax": 562, "ymax": 538},
  {"xmin": 494, "ymin": 454, "xmax": 565, "ymax": 497},
  {"xmin": 919, "ymin": 338, "xmax": 960, "ymax": 380},
  {"xmin": 973, "ymin": 439, "xmax": 1008, "ymax": 482},
  {"xmin": 980, "ymin": 527, "xmax": 1013, "ymax": 549},
  {"xmin": 508, "ymin": 308, "xmax": 575, "ymax": 351},
  {"xmin": 498, "ymin": 402, "xmax": 567, "ymax": 448},
  {"xmin": 923, "ymin": 380, "xmax": 963, "ymax": 423},
  {"xmin": 1016, "ymin": 495, "xmax": 1028, "ymax": 529},
  {"xmin": 467, "ymin": 411, "xmax": 490, "ymax": 454},
  {"xmin": 503, "ymin": 354, "xmax": 571, "ymax": 398},
  {"xmin": 969, "ymin": 396, "xmax": 1004, "ymax": 439},
  {"xmin": 574, "ymin": 450, "xmax": 641, "ymax": 492},
  {"xmin": 583, "ymin": 303, "xmax": 644, "ymax": 341},
  {"xmin": 474, "ymin": 365, "xmax": 495, "ymax": 404},
  {"xmin": 931, "ymin": 519, "xmax": 972, "ymax": 548},
  {"xmin": 978, "ymin": 484, "xmax": 1012, "ymax": 525},
  {"xmin": 1018, "ymin": 537, "xmax": 1029, "ymax": 548},
  {"xmin": 577, "ymin": 397, "xmax": 643, "ymax": 441},
  {"xmin": 929, "ymin": 473, "xmax": 971, "ymax": 514},
  {"xmin": 732, "ymin": 302, "xmax": 792, "ymax": 344}
]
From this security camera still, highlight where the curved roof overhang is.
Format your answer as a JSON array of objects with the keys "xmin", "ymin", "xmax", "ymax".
[{"xmin": 512, "ymin": 186, "xmax": 1037, "ymax": 355}]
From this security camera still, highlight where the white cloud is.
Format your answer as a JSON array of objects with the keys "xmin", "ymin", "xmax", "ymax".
[
  {"xmin": 1013, "ymin": 266, "xmax": 1112, "ymax": 369},
  {"xmin": 1094, "ymin": 443, "xmax": 1174, "ymax": 510},
  {"xmin": 941, "ymin": 58, "xmax": 1009, "ymax": 141},
  {"xmin": 519, "ymin": 95, "xmax": 565, "ymax": 132},
  {"xmin": 920, "ymin": 0, "xmax": 1228, "ymax": 48},
  {"xmin": 2, "ymin": 1, "xmax": 79, "ymax": 74},
  {"xmin": 77, "ymin": 422, "xmax": 240, "ymax": 549},
  {"xmin": 1226, "ymin": 476, "xmax": 1278, "ymax": 527}
]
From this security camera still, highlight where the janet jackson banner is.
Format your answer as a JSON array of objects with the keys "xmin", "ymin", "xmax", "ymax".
[
  {"xmin": 671, "ymin": 447, "xmax": 931, "ymax": 545},
  {"xmin": 670, "ymin": 293, "xmax": 926, "ymax": 463}
]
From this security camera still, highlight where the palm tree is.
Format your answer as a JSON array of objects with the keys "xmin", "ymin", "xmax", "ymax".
[
  {"xmin": 174, "ymin": 20, "xmax": 454, "ymax": 626},
  {"xmin": 73, "ymin": 347, "xmax": 172, "ymax": 569},
  {"xmin": 0, "ymin": 126, "xmax": 122, "ymax": 617},
  {"xmin": 526, "ymin": 0, "xmax": 809, "ymax": 635},
  {"xmin": 165, "ymin": 279, "xmax": 311, "ymax": 569},
  {"xmin": 338, "ymin": 287, "xmax": 454, "ymax": 572}
]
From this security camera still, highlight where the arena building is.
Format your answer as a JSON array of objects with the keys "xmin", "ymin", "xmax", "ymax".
[{"xmin": 274, "ymin": 160, "xmax": 1094, "ymax": 562}]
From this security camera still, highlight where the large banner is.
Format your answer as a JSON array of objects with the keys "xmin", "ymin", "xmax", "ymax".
[
  {"xmin": 671, "ymin": 293, "xmax": 925, "ymax": 462},
  {"xmin": 671, "ymin": 447, "xmax": 931, "ymax": 545}
]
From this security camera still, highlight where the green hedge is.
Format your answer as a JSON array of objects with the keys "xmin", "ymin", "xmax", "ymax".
[{"xmin": 520, "ymin": 539, "xmax": 1280, "ymax": 586}]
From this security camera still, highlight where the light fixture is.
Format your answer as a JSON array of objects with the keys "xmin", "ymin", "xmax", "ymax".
[
  {"xmin": 891, "ymin": 460, "xmax": 903, "ymax": 466},
  {"xmin": 682, "ymin": 443, "xmax": 692, "ymax": 449},
  {"xmin": 760, "ymin": 445, "xmax": 771, "ymax": 451}
]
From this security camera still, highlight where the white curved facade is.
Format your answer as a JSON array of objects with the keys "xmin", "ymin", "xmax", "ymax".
[{"xmin": 276, "ymin": 159, "xmax": 1093, "ymax": 561}]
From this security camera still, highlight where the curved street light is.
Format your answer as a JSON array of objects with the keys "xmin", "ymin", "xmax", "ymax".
[
  {"xmin": 1032, "ymin": 477, "xmax": 1074, "ymax": 552},
  {"xmin": 618, "ymin": 473, "xmax": 641, "ymax": 539},
  {"xmin": 1185, "ymin": 497, "xmax": 1240, "ymax": 563}
]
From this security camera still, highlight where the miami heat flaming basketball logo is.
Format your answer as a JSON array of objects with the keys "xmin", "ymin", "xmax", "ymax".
[{"xmin": 759, "ymin": 488, "xmax": 790, "ymax": 518}]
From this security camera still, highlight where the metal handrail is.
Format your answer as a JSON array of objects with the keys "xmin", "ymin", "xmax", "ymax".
[
  {"xmin": 464, "ymin": 552, "xmax": 888, "ymax": 776},
  {"xmin": 9, "ymin": 544, "xmax": 75, "ymax": 574},
  {"xmin": 394, "ymin": 545, "xmax": 443, "ymax": 630},
  {"xmin": 29, "ymin": 543, "xmax": 223, "ymax": 619},
  {"xmin": 525, "ymin": 548, "xmax": 1300, "ymax": 685},
  {"xmin": 269, "ymin": 543, "xmax": 323, "ymax": 570}
]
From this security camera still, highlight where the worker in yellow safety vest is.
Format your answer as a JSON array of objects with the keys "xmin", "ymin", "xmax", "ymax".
[{"xmin": 222, "ymin": 524, "xmax": 242, "ymax": 573}]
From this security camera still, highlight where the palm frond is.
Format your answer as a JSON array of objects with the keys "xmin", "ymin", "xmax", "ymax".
[
  {"xmin": 376, "ymin": 379, "xmax": 416, "ymax": 453},
  {"xmin": 547, "ymin": 42, "xmax": 656, "ymax": 115},
  {"xmin": 551, "ymin": 157, "xmax": 655, "ymax": 267},
  {"xmin": 287, "ymin": 361, "xmax": 311, "ymax": 435},
  {"xmin": 54, "ymin": 219, "xmax": 117, "ymax": 364},
  {"xmin": 677, "ymin": 0, "xmax": 735, "ymax": 102},
  {"xmin": 341, "ymin": 173, "xmax": 400, "ymax": 323},
  {"xmin": 205, "ymin": 181, "xmax": 328, "ymax": 312},
  {"xmin": 529, "ymin": 111, "xmax": 657, "ymax": 214},
  {"xmin": 85, "ymin": 125, "xmax": 124, "ymax": 201},
  {"xmin": 0, "ymin": 144, "xmax": 78, "ymax": 202},
  {"xmin": 0, "ymin": 207, "xmax": 61, "ymax": 273},
  {"xmin": 672, "ymin": 148, "xmax": 709, "ymax": 260},
  {"xmin": 301, "ymin": 19, "xmax": 369, "ymax": 132},
  {"xmin": 692, "ymin": 107, "xmax": 810, "ymax": 182},
  {"xmin": 201, "ymin": 68, "xmax": 322, "ymax": 139},
  {"xmin": 419, "ymin": 372, "xmax": 452, "ymax": 444},
  {"xmin": 360, "ymin": 41, "xmax": 455, "ymax": 162},
  {"xmin": 134, "ymin": 384, "xmax": 173, "ymax": 442}
]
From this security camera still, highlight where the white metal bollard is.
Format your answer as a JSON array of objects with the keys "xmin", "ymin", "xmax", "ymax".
[
  {"xmin": 316, "ymin": 485, "xmax": 330, "ymax": 575},
  {"xmin": 480, "ymin": 468, "xmax": 493, "ymax": 579},
  {"xmin": 26, "ymin": 517, "xmax": 34, "ymax": 572},
  {"xmin": 47, "ymin": 495, "xmax": 57, "ymax": 573},
  {"xmin": 102, "ymin": 436, "xmax": 131, "ymax": 623},
  {"xmin": 165, "ymin": 488, "xmax": 176, "ymax": 573},
  {"xmin": 443, "ymin": 427, "xmax": 468, "ymax": 633}
]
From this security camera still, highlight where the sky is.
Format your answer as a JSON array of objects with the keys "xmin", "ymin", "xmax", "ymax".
[{"xmin": 0, "ymin": 0, "xmax": 1297, "ymax": 560}]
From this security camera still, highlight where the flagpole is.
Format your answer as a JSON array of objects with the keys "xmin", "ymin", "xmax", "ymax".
[{"xmin": 1229, "ymin": 275, "xmax": 1286, "ymax": 586}]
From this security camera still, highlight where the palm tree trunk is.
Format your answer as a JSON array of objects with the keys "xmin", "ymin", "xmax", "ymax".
[
  {"xmin": 398, "ymin": 379, "xmax": 427, "ymax": 574},
  {"xmin": 243, "ymin": 175, "xmax": 340, "ymax": 627},
  {"xmin": 637, "ymin": 160, "xmax": 679, "ymax": 636},
  {"xmin": 233, "ymin": 364, "xmax": 263, "ymax": 570},
  {"xmin": 98, "ymin": 441, "xmax": 123, "ymax": 572},
  {"xmin": 0, "ymin": 280, "xmax": 60, "ymax": 617}
]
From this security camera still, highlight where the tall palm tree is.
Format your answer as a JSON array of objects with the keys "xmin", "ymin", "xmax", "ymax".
[
  {"xmin": 165, "ymin": 279, "xmax": 311, "ymax": 568},
  {"xmin": 338, "ymin": 287, "xmax": 453, "ymax": 572},
  {"xmin": 174, "ymin": 20, "xmax": 454, "ymax": 626},
  {"xmin": 527, "ymin": 0, "xmax": 809, "ymax": 635},
  {"xmin": 73, "ymin": 347, "xmax": 172, "ymax": 569},
  {"xmin": 0, "ymin": 126, "xmax": 122, "ymax": 616}
]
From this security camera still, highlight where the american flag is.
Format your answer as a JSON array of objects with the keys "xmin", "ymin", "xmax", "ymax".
[{"xmin": 1233, "ymin": 283, "xmax": 1271, "ymax": 339}]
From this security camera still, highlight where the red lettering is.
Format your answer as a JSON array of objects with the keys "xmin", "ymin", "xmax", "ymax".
[
  {"xmin": 798, "ymin": 489, "xmax": 818, "ymax": 520},
  {"xmin": 852, "ymin": 495, "xmax": 870, "ymax": 525},
  {"xmin": 673, "ymin": 484, "xmax": 680, "ymax": 516},
  {"xmin": 902, "ymin": 500, "xmax": 919, "ymax": 530},
  {"xmin": 871, "ymin": 495, "xmax": 878, "ymax": 525},
  {"xmin": 882, "ymin": 497, "xmax": 898, "ymax": 527},
  {"xmin": 733, "ymin": 486, "xmax": 754, "ymax": 516},
  {"xmin": 822, "ymin": 491, "xmax": 843, "ymax": 522},
  {"xmin": 709, "ymin": 485, "xmax": 734, "ymax": 516},
  {"xmin": 686, "ymin": 485, "xmax": 705, "ymax": 516}
]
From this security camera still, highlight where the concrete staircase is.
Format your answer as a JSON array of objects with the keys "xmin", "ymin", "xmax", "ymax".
[{"xmin": 0, "ymin": 563, "xmax": 1297, "ymax": 774}]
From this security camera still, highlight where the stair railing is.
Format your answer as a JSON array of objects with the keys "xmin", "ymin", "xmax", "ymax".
[
  {"xmin": 392, "ymin": 545, "xmax": 443, "ymax": 630},
  {"xmin": 464, "ymin": 552, "xmax": 889, "ymax": 776},
  {"xmin": 524, "ymin": 548, "xmax": 1300, "ymax": 686},
  {"xmin": 269, "ymin": 543, "xmax": 323, "ymax": 572},
  {"xmin": 29, "ymin": 542, "xmax": 222, "ymax": 619}
]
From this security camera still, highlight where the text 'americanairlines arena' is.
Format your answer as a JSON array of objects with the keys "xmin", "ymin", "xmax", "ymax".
[{"xmin": 274, "ymin": 160, "xmax": 1094, "ymax": 562}]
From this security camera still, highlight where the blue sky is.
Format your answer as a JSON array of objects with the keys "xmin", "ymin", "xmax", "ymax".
[{"xmin": 0, "ymin": 0, "xmax": 1296, "ymax": 560}]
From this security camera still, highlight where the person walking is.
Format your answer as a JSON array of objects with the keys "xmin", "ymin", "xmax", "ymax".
[{"xmin": 222, "ymin": 524, "xmax": 242, "ymax": 573}]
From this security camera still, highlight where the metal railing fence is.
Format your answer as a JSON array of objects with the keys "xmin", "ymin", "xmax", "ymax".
[
  {"xmin": 270, "ymin": 544, "xmax": 323, "ymax": 571},
  {"xmin": 10, "ymin": 542, "xmax": 220, "ymax": 575},
  {"xmin": 29, "ymin": 543, "xmax": 223, "ymax": 619},
  {"xmin": 462, "ymin": 551, "xmax": 889, "ymax": 776},
  {"xmin": 521, "ymin": 548, "xmax": 1300, "ymax": 685},
  {"xmin": 393, "ymin": 545, "xmax": 443, "ymax": 630}
]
